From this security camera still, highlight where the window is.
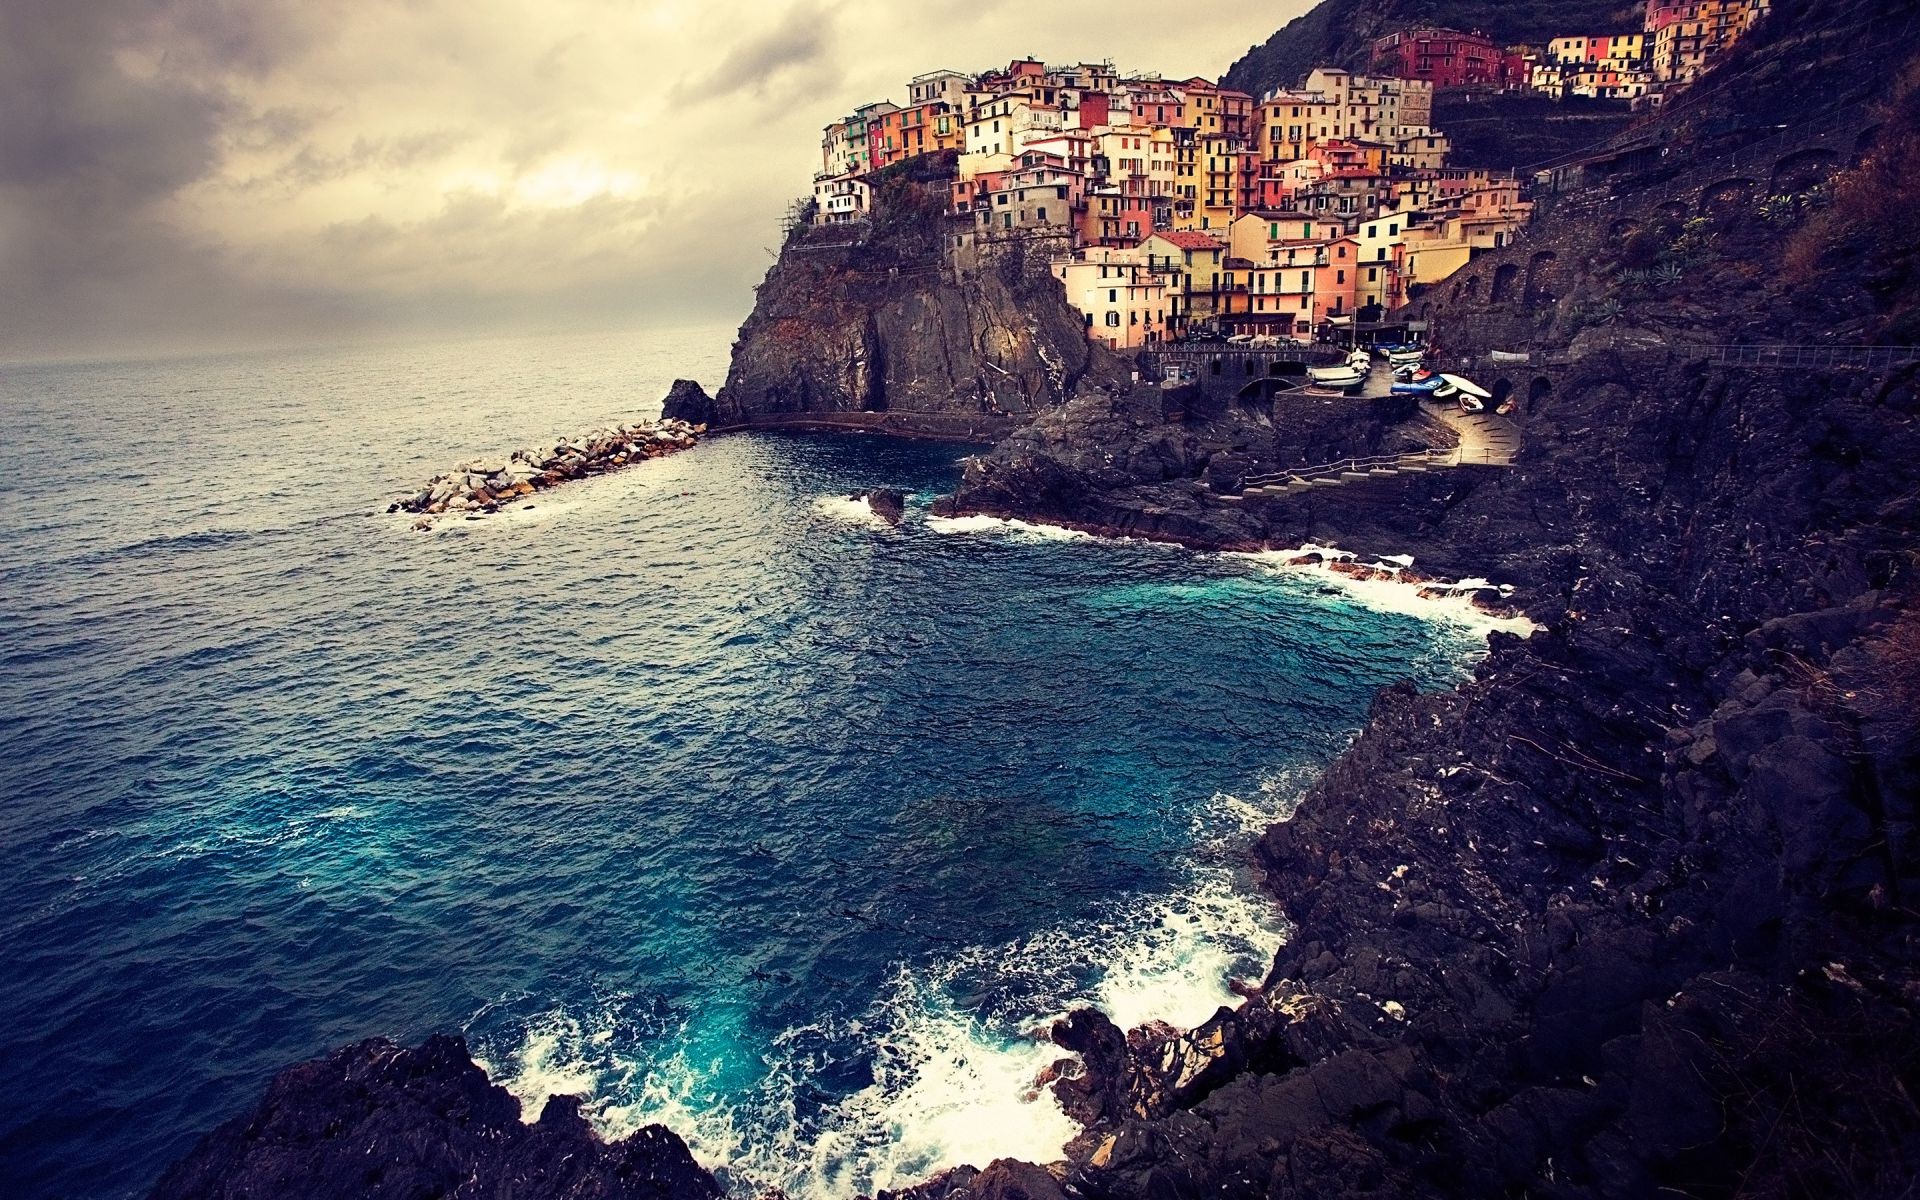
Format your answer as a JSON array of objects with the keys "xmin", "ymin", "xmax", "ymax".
[
  {"xmin": 1105, "ymin": 311, "xmax": 1121, "ymax": 327},
  {"xmin": 1337, "ymin": 269, "xmax": 1345, "ymax": 283},
  {"xmin": 1109, "ymin": 289, "xmax": 1118, "ymax": 303}
]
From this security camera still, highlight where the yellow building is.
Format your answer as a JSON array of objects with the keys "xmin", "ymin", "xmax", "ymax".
[{"xmin": 1141, "ymin": 230, "xmax": 1228, "ymax": 324}]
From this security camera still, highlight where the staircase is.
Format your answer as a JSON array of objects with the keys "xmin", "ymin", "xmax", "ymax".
[{"xmin": 1231, "ymin": 403, "xmax": 1522, "ymax": 500}]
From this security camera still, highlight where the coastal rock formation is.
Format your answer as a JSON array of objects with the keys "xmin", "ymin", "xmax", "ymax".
[
  {"xmin": 148, "ymin": 1036, "xmax": 721, "ymax": 1200},
  {"xmin": 661, "ymin": 378, "xmax": 716, "ymax": 426},
  {"xmin": 391, "ymin": 417, "xmax": 702, "ymax": 528},
  {"xmin": 699, "ymin": 157, "xmax": 1129, "ymax": 436},
  {"xmin": 859, "ymin": 488, "xmax": 907, "ymax": 524},
  {"xmin": 927, "ymin": 0, "xmax": 1920, "ymax": 1195}
]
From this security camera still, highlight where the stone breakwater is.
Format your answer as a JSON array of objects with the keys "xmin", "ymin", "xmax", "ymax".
[{"xmin": 388, "ymin": 418, "xmax": 704, "ymax": 528}]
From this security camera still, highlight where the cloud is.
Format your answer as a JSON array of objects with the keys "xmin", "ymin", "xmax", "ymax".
[
  {"xmin": 0, "ymin": 0, "xmax": 1305, "ymax": 362},
  {"xmin": 673, "ymin": 1, "xmax": 840, "ymax": 104}
]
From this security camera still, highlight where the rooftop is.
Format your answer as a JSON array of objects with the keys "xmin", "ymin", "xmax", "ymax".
[{"xmin": 1147, "ymin": 230, "xmax": 1227, "ymax": 250}]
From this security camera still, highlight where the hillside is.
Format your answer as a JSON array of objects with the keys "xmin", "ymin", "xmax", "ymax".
[
  {"xmin": 1222, "ymin": 0, "xmax": 1640, "ymax": 98},
  {"xmin": 1220, "ymin": 0, "xmax": 1644, "ymax": 168}
]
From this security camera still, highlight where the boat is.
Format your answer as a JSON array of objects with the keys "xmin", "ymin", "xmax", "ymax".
[
  {"xmin": 1373, "ymin": 342, "xmax": 1422, "ymax": 359},
  {"xmin": 1309, "ymin": 364, "xmax": 1369, "ymax": 388},
  {"xmin": 1392, "ymin": 376, "xmax": 1447, "ymax": 396},
  {"xmin": 1226, "ymin": 333, "xmax": 1255, "ymax": 345},
  {"xmin": 1441, "ymin": 374, "xmax": 1493, "ymax": 401}
]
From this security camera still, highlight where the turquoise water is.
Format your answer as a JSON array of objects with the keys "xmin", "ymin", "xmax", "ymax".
[{"xmin": 0, "ymin": 328, "xmax": 1502, "ymax": 1197}]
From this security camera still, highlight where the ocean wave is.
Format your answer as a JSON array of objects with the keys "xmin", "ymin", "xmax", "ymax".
[
  {"xmin": 470, "ymin": 800, "xmax": 1299, "ymax": 1197},
  {"xmin": 924, "ymin": 514, "xmax": 1095, "ymax": 542},
  {"xmin": 812, "ymin": 494, "xmax": 890, "ymax": 528},
  {"xmin": 1225, "ymin": 546, "xmax": 1539, "ymax": 638}
]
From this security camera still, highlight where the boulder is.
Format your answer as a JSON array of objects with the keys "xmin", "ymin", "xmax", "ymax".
[
  {"xmin": 864, "ymin": 489, "xmax": 907, "ymax": 524},
  {"xmin": 660, "ymin": 379, "xmax": 716, "ymax": 426}
]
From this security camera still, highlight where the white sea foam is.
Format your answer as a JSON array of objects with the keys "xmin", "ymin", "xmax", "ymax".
[
  {"xmin": 1226, "ymin": 546, "xmax": 1538, "ymax": 638},
  {"xmin": 925, "ymin": 514, "xmax": 1095, "ymax": 542},
  {"xmin": 813, "ymin": 493, "xmax": 890, "ymax": 527}
]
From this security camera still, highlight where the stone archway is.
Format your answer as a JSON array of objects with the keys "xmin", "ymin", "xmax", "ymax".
[
  {"xmin": 1458, "ymin": 274, "xmax": 1482, "ymax": 302},
  {"xmin": 1527, "ymin": 376, "xmax": 1554, "ymax": 416},
  {"xmin": 1772, "ymin": 148, "xmax": 1842, "ymax": 194},
  {"xmin": 1490, "ymin": 262, "xmax": 1521, "ymax": 304},
  {"xmin": 1608, "ymin": 218, "xmax": 1640, "ymax": 245},
  {"xmin": 1699, "ymin": 177, "xmax": 1757, "ymax": 218},
  {"xmin": 1491, "ymin": 378, "xmax": 1516, "ymax": 412},
  {"xmin": 1657, "ymin": 200, "xmax": 1689, "ymax": 224}
]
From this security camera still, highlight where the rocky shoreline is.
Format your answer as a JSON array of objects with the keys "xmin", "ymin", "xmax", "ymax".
[
  {"xmin": 156, "ymin": 0, "xmax": 1920, "ymax": 1196},
  {"xmin": 388, "ymin": 415, "xmax": 704, "ymax": 529}
]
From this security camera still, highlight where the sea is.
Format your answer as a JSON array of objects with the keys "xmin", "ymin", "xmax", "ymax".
[{"xmin": 0, "ymin": 325, "xmax": 1519, "ymax": 1198}]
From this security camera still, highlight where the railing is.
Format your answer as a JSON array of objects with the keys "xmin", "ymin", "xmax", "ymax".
[
  {"xmin": 1241, "ymin": 449, "xmax": 1453, "ymax": 490},
  {"xmin": 1239, "ymin": 444, "xmax": 1513, "ymax": 491},
  {"xmin": 1702, "ymin": 344, "xmax": 1920, "ymax": 370}
]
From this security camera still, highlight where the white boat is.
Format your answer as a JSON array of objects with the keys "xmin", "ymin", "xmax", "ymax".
[
  {"xmin": 1440, "ymin": 374, "xmax": 1492, "ymax": 400},
  {"xmin": 1309, "ymin": 365, "xmax": 1368, "ymax": 388},
  {"xmin": 1226, "ymin": 334, "xmax": 1255, "ymax": 345}
]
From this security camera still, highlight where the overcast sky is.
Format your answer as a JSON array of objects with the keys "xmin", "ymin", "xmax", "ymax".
[{"xmin": 0, "ymin": 1, "xmax": 1310, "ymax": 361}]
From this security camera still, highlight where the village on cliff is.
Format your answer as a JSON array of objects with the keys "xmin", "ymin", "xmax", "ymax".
[{"xmin": 805, "ymin": 0, "xmax": 1771, "ymax": 351}]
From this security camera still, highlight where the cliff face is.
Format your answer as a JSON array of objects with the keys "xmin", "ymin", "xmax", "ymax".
[
  {"xmin": 669, "ymin": 164, "xmax": 1126, "ymax": 437},
  {"xmin": 929, "ymin": 1, "xmax": 1920, "ymax": 1195}
]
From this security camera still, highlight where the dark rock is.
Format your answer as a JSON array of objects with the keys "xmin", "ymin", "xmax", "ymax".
[
  {"xmin": 147, "ymin": 1036, "xmax": 721, "ymax": 1200},
  {"xmin": 661, "ymin": 379, "xmax": 715, "ymax": 426},
  {"xmin": 863, "ymin": 488, "xmax": 907, "ymax": 524}
]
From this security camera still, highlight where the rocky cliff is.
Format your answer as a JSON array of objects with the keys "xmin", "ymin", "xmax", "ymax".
[
  {"xmin": 664, "ymin": 157, "xmax": 1127, "ymax": 439},
  {"xmin": 148, "ymin": 1037, "xmax": 721, "ymax": 1200},
  {"xmin": 926, "ymin": 0, "xmax": 1920, "ymax": 1195}
]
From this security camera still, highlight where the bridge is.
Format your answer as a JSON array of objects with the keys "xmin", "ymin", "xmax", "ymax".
[{"xmin": 1142, "ymin": 343, "xmax": 1364, "ymax": 405}]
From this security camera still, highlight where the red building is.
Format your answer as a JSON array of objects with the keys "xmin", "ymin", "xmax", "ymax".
[{"xmin": 1371, "ymin": 27, "xmax": 1527, "ymax": 90}]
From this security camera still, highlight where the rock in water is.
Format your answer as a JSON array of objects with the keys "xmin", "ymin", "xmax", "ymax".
[
  {"xmin": 864, "ymin": 488, "xmax": 906, "ymax": 524},
  {"xmin": 661, "ymin": 379, "xmax": 715, "ymax": 427},
  {"xmin": 147, "ymin": 1036, "xmax": 722, "ymax": 1200}
]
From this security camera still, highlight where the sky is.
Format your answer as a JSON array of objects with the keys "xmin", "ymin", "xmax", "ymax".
[{"xmin": 0, "ymin": 0, "xmax": 1309, "ymax": 362}]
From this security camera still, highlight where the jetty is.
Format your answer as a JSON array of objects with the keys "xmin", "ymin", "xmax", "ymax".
[{"xmin": 389, "ymin": 418, "xmax": 704, "ymax": 529}]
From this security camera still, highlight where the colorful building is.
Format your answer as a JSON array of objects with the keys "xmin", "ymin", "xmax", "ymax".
[
  {"xmin": 1053, "ymin": 249, "xmax": 1172, "ymax": 349},
  {"xmin": 1370, "ymin": 28, "xmax": 1527, "ymax": 90}
]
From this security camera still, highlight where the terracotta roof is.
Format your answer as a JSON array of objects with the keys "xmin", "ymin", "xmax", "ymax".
[{"xmin": 1145, "ymin": 230, "xmax": 1225, "ymax": 250}]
